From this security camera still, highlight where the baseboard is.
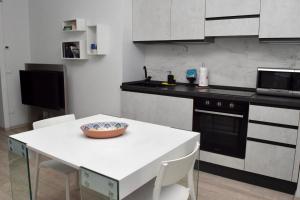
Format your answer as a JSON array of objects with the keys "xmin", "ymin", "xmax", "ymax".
[{"xmin": 195, "ymin": 160, "xmax": 297, "ymax": 194}]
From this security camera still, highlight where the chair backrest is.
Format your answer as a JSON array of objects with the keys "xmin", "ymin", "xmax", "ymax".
[
  {"xmin": 157, "ymin": 142, "xmax": 199, "ymax": 186},
  {"xmin": 33, "ymin": 114, "xmax": 76, "ymax": 129},
  {"xmin": 153, "ymin": 142, "xmax": 200, "ymax": 200}
]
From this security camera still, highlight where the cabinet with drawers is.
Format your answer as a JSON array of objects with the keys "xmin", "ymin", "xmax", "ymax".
[
  {"xmin": 249, "ymin": 105, "xmax": 300, "ymax": 126},
  {"xmin": 245, "ymin": 140, "xmax": 295, "ymax": 181},
  {"xmin": 205, "ymin": 0, "xmax": 260, "ymax": 37},
  {"xmin": 245, "ymin": 104, "xmax": 300, "ymax": 181}
]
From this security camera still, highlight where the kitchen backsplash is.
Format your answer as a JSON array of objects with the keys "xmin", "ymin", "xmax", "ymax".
[{"xmin": 144, "ymin": 38, "xmax": 300, "ymax": 88}]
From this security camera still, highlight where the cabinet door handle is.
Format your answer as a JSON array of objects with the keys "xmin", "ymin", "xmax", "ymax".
[{"xmin": 194, "ymin": 109, "xmax": 244, "ymax": 118}]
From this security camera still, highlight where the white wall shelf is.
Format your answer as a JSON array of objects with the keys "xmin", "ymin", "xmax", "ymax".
[
  {"xmin": 86, "ymin": 24, "xmax": 108, "ymax": 55},
  {"xmin": 61, "ymin": 40, "xmax": 87, "ymax": 60},
  {"xmin": 63, "ymin": 19, "xmax": 86, "ymax": 32}
]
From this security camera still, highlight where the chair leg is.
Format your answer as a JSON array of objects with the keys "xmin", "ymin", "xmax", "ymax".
[
  {"xmin": 188, "ymin": 168, "xmax": 196, "ymax": 200},
  {"xmin": 33, "ymin": 153, "xmax": 40, "ymax": 200},
  {"xmin": 65, "ymin": 175, "xmax": 71, "ymax": 200}
]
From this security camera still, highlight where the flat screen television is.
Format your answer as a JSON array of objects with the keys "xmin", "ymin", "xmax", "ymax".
[{"xmin": 19, "ymin": 70, "xmax": 65, "ymax": 110}]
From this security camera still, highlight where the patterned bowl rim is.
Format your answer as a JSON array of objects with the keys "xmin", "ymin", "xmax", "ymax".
[{"xmin": 80, "ymin": 122, "xmax": 129, "ymax": 131}]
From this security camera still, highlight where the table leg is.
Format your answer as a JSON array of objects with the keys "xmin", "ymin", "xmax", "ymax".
[
  {"xmin": 8, "ymin": 137, "xmax": 32, "ymax": 200},
  {"xmin": 79, "ymin": 167, "xmax": 119, "ymax": 200},
  {"xmin": 33, "ymin": 153, "xmax": 40, "ymax": 200}
]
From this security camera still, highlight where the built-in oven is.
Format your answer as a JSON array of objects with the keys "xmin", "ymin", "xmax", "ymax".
[
  {"xmin": 292, "ymin": 70, "xmax": 300, "ymax": 95},
  {"xmin": 193, "ymin": 98, "xmax": 249, "ymax": 159}
]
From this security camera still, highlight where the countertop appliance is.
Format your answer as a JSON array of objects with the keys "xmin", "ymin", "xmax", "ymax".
[
  {"xmin": 256, "ymin": 68, "xmax": 300, "ymax": 98},
  {"xmin": 193, "ymin": 97, "xmax": 249, "ymax": 159}
]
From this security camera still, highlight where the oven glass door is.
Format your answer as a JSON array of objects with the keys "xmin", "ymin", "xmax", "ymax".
[
  {"xmin": 196, "ymin": 110, "xmax": 246, "ymax": 158},
  {"xmin": 293, "ymin": 72, "xmax": 300, "ymax": 92}
]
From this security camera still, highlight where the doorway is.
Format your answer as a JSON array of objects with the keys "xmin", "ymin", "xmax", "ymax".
[{"xmin": 0, "ymin": 1, "xmax": 9, "ymax": 129}]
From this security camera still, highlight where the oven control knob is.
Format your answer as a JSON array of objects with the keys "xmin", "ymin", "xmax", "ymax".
[
  {"xmin": 205, "ymin": 100, "xmax": 210, "ymax": 105},
  {"xmin": 217, "ymin": 102, "xmax": 222, "ymax": 107},
  {"xmin": 229, "ymin": 103, "xmax": 235, "ymax": 109}
]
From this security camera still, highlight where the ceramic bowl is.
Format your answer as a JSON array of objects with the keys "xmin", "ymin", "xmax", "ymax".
[{"xmin": 80, "ymin": 122, "xmax": 128, "ymax": 139}]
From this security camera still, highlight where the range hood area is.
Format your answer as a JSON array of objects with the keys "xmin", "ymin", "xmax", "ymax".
[
  {"xmin": 133, "ymin": 37, "xmax": 215, "ymax": 44},
  {"xmin": 259, "ymin": 38, "xmax": 300, "ymax": 44}
]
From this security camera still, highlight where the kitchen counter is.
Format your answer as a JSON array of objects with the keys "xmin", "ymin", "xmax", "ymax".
[
  {"xmin": 121, "ymin": 80, "xmax": 300, "ymax": 194},
  {"xmin": 251, "ymin": 94, "xmax": 300, "ymax": 109},
  {"xmin": 121, "ymin": 81, "xmax": 300, "ymax": 109}
]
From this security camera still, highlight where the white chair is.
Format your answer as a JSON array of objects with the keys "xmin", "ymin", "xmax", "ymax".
[
  {"xmin": 125, "ymin": 142, "xmax": 200, "ymax": 200},
  {"xmin": 32, "ymin": 114, "xmax": 78, "ymax": 200}
]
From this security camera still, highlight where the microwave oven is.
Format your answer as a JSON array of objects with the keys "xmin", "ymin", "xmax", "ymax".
[{"xmin": 256, "ymin": 68, "xmax": 300, "ymax": 98}]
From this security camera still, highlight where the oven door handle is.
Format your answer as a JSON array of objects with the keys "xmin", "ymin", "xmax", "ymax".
[{"xmin": 194, "ymin": 109, "xmax": 244, "ymax": 118}]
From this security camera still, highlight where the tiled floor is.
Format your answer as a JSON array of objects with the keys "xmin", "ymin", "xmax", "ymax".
[{"xmin": 0, "ymin": 127, "xmax": 297, "ymax": 200}]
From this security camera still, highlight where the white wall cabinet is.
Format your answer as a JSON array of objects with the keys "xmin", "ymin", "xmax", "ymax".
[
  {"xmin": 121, "ymin": 91, "xmax": 193, "ymax": 130},
  {"xmin": 133, "ymin": 0, "xmax": 300, "ymax": 40},
  {"xmin": 171, "ymin": 0, "xmax": 205, "ymax": 40},
  {"xmin": 245, "ymin": 141, "xmax": 295, "ymax": 181},
  {"xmin": 132, "ymin": 0, "xmax": 205, "ymax": 41},
  {"xmin": 132, "ymin": 0, "xmax": 171, "ymax": 41},
  {"xmin": 260, "ymin": 0, "xmax": 300, "ymax": 38},
  {"xmin": 204, "ymin": 0, "xmax": 260, "ymax": 37},
  {"xmin": 206, "ymin": 0, "xmax": 260, "ymax": 18},
  {"xmin": 205, "ymin": 18, "xmax": 259, "ymax": 37}
]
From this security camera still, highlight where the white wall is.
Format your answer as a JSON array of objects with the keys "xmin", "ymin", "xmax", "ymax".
[
  {"xmin": 0, "ymin": 2, "xmax": 6, "ymax": 128},
  {"xmin": 121, "ymin": 0, "xmax": 145, "ymax": 82},
  {"xmin": 2, "ymin": 0, "xmax": 31, "ymax": 128},
  {"xmin": 144, "ymin": 38, "xmax": 300, "ymax": 88},
  {"xmin": 28, "ymin": 0, "xmax": 145, "ymax": 118}
]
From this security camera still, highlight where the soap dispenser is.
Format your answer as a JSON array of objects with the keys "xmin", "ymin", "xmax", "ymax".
[{"xmin": 167, "ymin": 71, "xmax": 176, "ymax": 85}]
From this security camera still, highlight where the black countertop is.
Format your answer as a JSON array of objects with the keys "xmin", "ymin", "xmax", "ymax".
[
  {"xmin": 250, "ymin": 94, "xmax": 300, "ymax": 109},
  {"xmin": 121, "ymin": 81, "xmax": 300, "ymax": 109}
]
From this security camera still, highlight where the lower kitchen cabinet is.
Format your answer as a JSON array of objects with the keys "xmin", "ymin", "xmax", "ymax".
[
  {"xmin": 121, "ymin": 91, "xmax": 193, "ymax": 130},
  {"xmin": 245, "ymin": 141, "xmax": 295, "ymax": 181},
  {"xmin": 200, "ymin": 150, "xmax": 245, "ymax": 170},
  {"xmin": 249, "ymin": 105, "xmax": 300, "ymax": 126},
  {"xmin": 247, "ymin": 122, "xmax": 298, "ymax": 145}
]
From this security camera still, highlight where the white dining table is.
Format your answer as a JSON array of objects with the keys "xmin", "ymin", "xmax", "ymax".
[{"xmin": 8, "ymin": 114, "xmax": 200, "ymax": 200}]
